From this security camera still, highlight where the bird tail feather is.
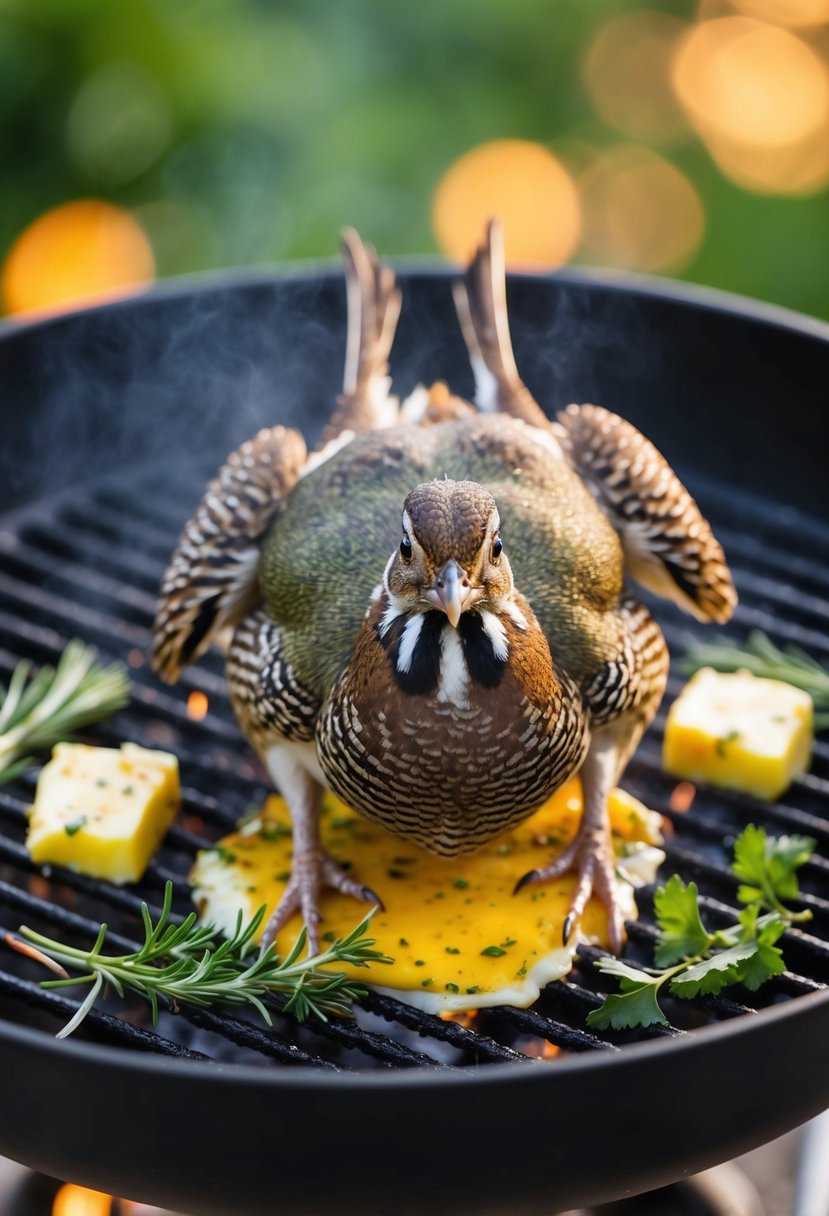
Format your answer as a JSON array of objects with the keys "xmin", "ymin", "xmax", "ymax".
[{"xmin": 453, "ymin": 219, "xmax": 548, "ymax": 427}]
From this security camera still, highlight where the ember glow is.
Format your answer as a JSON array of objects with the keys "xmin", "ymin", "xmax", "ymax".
[
  {"xmin": 52, "ymin": 1183, "xmax": 112, "ymax": 1216},
  {"xmin": 186, "ymin": 691, "xmax": 209, "ymax": 721},
  {"xmin": 522, "ymin": 1038, "xmax": 560, "ymax": 1060},
  {"xmin": 669, "ymin": 782, "xmax": 697, "ymax": 814}
]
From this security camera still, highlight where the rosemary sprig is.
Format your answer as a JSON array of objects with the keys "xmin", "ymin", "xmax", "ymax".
[
  {"xmin": 6, "ymin": 882, "xmax": 392, "ymax": 1037},
  {"xmin": 682, "ymin": 629, "xmax": 829, "ymax": 731},
  {"xmin": 0, "ymin": 640, "xmax": 131, "ymax": 785}
]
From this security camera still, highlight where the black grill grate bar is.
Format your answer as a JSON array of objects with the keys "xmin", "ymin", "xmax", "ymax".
[
  {"xmin": 357, "ymin": 991, "xmax": 527, "ymax": 1063},
  {"xmin": 0, "ymin": 530, "xmax": 159, "ymax": 619},
  {"xmin": 0, "ymin": 859, "xmax": 441, "ymax": 1070},
  {"xmin": 0, "ymin": 971, "xmax": 211, "ymax": 1060},
  {"xmin": 15, "ymin": 488, "xmax": 829, "ymax": 661},
  {"xmin": 481, "ymin": 1002, "xmax": 626, "ymax": 1051},
  {"xmin": 0, "ymin": 885, "xmax": 345, "ymax": 1074},
  {"xmin": 0, "ymin": 821, "xmax": 473, "ymax": 1069},
  {"xmin": 627, "ymin": 919, "xmax": 821, "ymax": 997},
  {"xmin": 1, "ymin": 475, "xmax": 828, "ymax": 1069},
  {"xmin": 18, "ymin": 522, "xmax": 167, "ymax": 596}
]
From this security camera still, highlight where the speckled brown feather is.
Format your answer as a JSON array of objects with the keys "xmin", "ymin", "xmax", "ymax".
[
  {"xmin": 152, "ymin": 424, "xmax": 306, "ymax": 682},
  {"xmin": 552, "ymin": 403, "xmax": 737, "ymax": 624},
  {"xmin": 405, "ymin": 479, "xmax": 493, "ymax": 569},
  {"xmin": 316, "ymin": 593, "xmax": 588, "ymax": 855}
]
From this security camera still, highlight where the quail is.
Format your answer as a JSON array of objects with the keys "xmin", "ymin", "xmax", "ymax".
[{"xmin": 153, "ymin": 221, "xmax": 736, "ymax": 954}]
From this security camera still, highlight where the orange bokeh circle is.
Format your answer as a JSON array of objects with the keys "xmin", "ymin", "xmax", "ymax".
[
  {"xmin": 2, "ymin": 199, "xmax": 155, "ymax": 318},
  {"xmin": 432, "ymin": 139, "xmax": 581, "ymax": 268}
]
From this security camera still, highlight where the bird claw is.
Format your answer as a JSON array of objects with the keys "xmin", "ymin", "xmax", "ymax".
[
  {"xmin": 513, "ymin": 826, "xmax": 626, "ymax": 954},
  {"xmin": 262, "ymin": 847, "xmax": 382, "ymax": 954}
]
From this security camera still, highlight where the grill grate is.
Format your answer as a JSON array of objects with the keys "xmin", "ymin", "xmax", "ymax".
[{"xmin": 0, "ymin": 463, "xmax": 827, "ymax": 1072}]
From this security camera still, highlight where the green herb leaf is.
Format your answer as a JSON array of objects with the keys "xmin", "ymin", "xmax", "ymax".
[
  {"xmin": 732, "ymin": 824, "xmax": 815, "ymax": 916},
  {"xmin": 480, "ymin": 945, "xmax": 507, "ymax": 957},
  {"xmin": 0, "ymin": 641, "xmax": 130, "ymax": 786},
  {"xmin": 6, "ymin": 881, "xmax": 393, "ymax": 1036},
  {"xmin": 588, "ymin": 826, "xmax": 816, "ymax": 1031},
  {"xmin": 653, "ymin": 875, "xmax": 711, "ymax": 966},
  {"xmin": 669, "ymin": 942, "xmax": 758, "ymax": 997},
  {"xmin": 586, "ymin": 958, "xmax": 669, "ymax": 1030},
  {"xmin": 681, "ymin": 630, "xmax": 829, "ymax": 728}
]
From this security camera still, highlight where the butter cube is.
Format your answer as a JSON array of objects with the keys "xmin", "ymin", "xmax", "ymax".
[
  {"xmin": 27, "ymin": 742, "xmax": 180, "ymax": 883},
  {"xmin": 663, "ymin": 667, "xmax": 813, "ymax": 801}
]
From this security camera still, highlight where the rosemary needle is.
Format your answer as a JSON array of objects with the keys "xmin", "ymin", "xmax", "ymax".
[
  {"xmin": 682, "ymin": 630, "xmax": 829, "ymax": 732},
  {"xmin": 0, "ymin": 640, "xmax": 131, "ymax": 785},
  {"xmin": 7, "ymin": 882, "xmax": 393, "ymax": 1036}
]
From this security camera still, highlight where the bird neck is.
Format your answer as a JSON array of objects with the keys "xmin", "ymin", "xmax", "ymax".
[{"xmin": 375, "ymin": 591, "xmax": 532, "ymax": 706}]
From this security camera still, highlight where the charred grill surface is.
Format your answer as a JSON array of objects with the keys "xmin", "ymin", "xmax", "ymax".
[{"xmin": 0, "ymin": 463, "xmax": 827, "ymax": 1072}]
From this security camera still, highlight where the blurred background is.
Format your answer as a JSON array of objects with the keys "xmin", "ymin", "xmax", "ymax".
[{"xmin": 1, "ymin": 0, "xmax": 828, "ymax": 320}]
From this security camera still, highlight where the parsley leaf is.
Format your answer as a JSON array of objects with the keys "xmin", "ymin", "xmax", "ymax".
[
  {"xmin": 653, "ymin": 875, "xmax": 711, "ymax": 966},
  {"xmin": 732, "ymin": 825, "xmax": 815, "ymax": 915},
  {"xmin": 586, "ymin": 958, "xmax": 670, "ymax": 1030},
  {"xmin": 588, "ymin": 825, "xmax": 816, "ymax": 1032},
  {"xmin": 669, "ymin": 942, "xmax": 757, "ymax": 997}
]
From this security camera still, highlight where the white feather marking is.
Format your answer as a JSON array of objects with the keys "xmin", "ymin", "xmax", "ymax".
[
  {"xmin": 300, "ymin": 431, "xmax": 356, "ymax": 477},
  {"xmin": 470, "ymin": 355, "xmax": 499, "ymax": 412},
  {"xmin": 502, "ymin": 600, "xmax": 529, "ymax": 630},
  {"xmin": 524, "ymin": 425, "xmax": 564, "ymax": 460},
  {"xmin": 396, "ymin": 612, "xmax": 425, "ymax": 673},
  {"xmin": 437, "ymin": 625, "xmax": 470, "ymax": 708},
  {"xmin": 379, "ymin": 599, "xmax": 402, "ymax": 638},
  {"xmin": 478, "ymin": 609, "xmax": 509, "ymax": 661},
  {"xmin": 399, "ymin": 384, "xmax": 430, "ymax": 423},
  {"xmin": 367, "ymin": 374, "xmax": 399, "ymax": 428},
  {"xmin": 379, "ymin": 555, "xmax": 409, "ymax": 637}
]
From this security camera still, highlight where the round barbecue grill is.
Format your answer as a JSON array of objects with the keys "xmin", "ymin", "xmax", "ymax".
[{"xmin": 0, "ymin": 263, "xmax": 827, "ymax": 1216}]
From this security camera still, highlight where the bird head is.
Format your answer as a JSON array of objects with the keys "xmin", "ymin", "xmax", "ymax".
[{"xmin": 384, "ymin": 479, "xmax": 513, "ymax": 628}]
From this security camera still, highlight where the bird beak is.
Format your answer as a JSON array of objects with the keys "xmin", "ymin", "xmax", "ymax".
[{"xmin": 432, "ymin": 559, "xmax": 471, "ymax": 629}]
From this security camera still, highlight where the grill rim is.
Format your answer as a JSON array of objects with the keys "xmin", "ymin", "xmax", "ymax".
[
  {"xmin": 1, "ymin": 983, "xmax": 828, "ymax": 1088},
  {"xmin": 1, "ymin": 263, "xmax": 828, "ymax": 1212},
  {"xmin": 4, "ymin": 256, "xmax": 829, "ymax": 348}
]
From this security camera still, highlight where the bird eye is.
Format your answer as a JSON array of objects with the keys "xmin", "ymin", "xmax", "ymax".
[
  {"xmin": 491, "ymin": 535, "xmax": 503, "ymax": 561},
  {"xmin": 400, "ymin": 535, "xmax": 413, "ymax": 563}
]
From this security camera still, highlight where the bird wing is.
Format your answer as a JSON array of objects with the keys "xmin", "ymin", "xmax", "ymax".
[
  {"xmin": 454, "ymin": 218, "xmax": 736, "ymax": 625},
  {"xmin": 551, "ymin": 403, "xmax": 736, "ymax": 624},
  {"xmin": 152, "ymin": 425, "xmax": 307, "ymax": 682}
]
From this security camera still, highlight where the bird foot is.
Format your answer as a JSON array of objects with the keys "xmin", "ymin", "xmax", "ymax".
[
  {"xmin": 514, "ymin": 823, "xmax": 626, "ymax": 954},
  {"xmin": 261, "ymin": 847, "xmax": 383, "ymax": 955}
]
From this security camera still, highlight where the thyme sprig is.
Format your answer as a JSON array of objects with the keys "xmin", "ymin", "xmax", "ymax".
[
  {"xmin": 0, "ymin": 640, "xmax": 131, "ymax": 785},
  {"xmin": 682, "ymin": 630, "xmax": 829, "ymax": 731},
  {"xmin": 7, "ymin": 882, "xmax": 392, "ymax": 1037}
]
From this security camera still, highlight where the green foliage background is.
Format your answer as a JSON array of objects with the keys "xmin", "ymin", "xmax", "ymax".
[{"xmin": 1, "ymin": 0, "xmax": 828, "ymax": 318}]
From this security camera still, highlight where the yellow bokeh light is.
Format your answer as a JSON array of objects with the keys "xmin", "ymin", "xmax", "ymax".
[
  {"xmin": 672, "ymin": 17, "xmax": 829, "ymax": 194},
  {"xmin": 583, "ymin": 10, "xmax": 690, "ymax": 144},
  {"xmin": 579, "ymin": 145, "xmax": 705, "ymax": 273},
  {"xmin": 731, "ymin": 0, "xmax": 829, "ymax": 27},
  {"xmin": 1, "ymin": 199, "xmax": 155, "ymax": 318},
  {"xmin": 432, "ymin": 139, "xmax": 580, "ymax": 268}
]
